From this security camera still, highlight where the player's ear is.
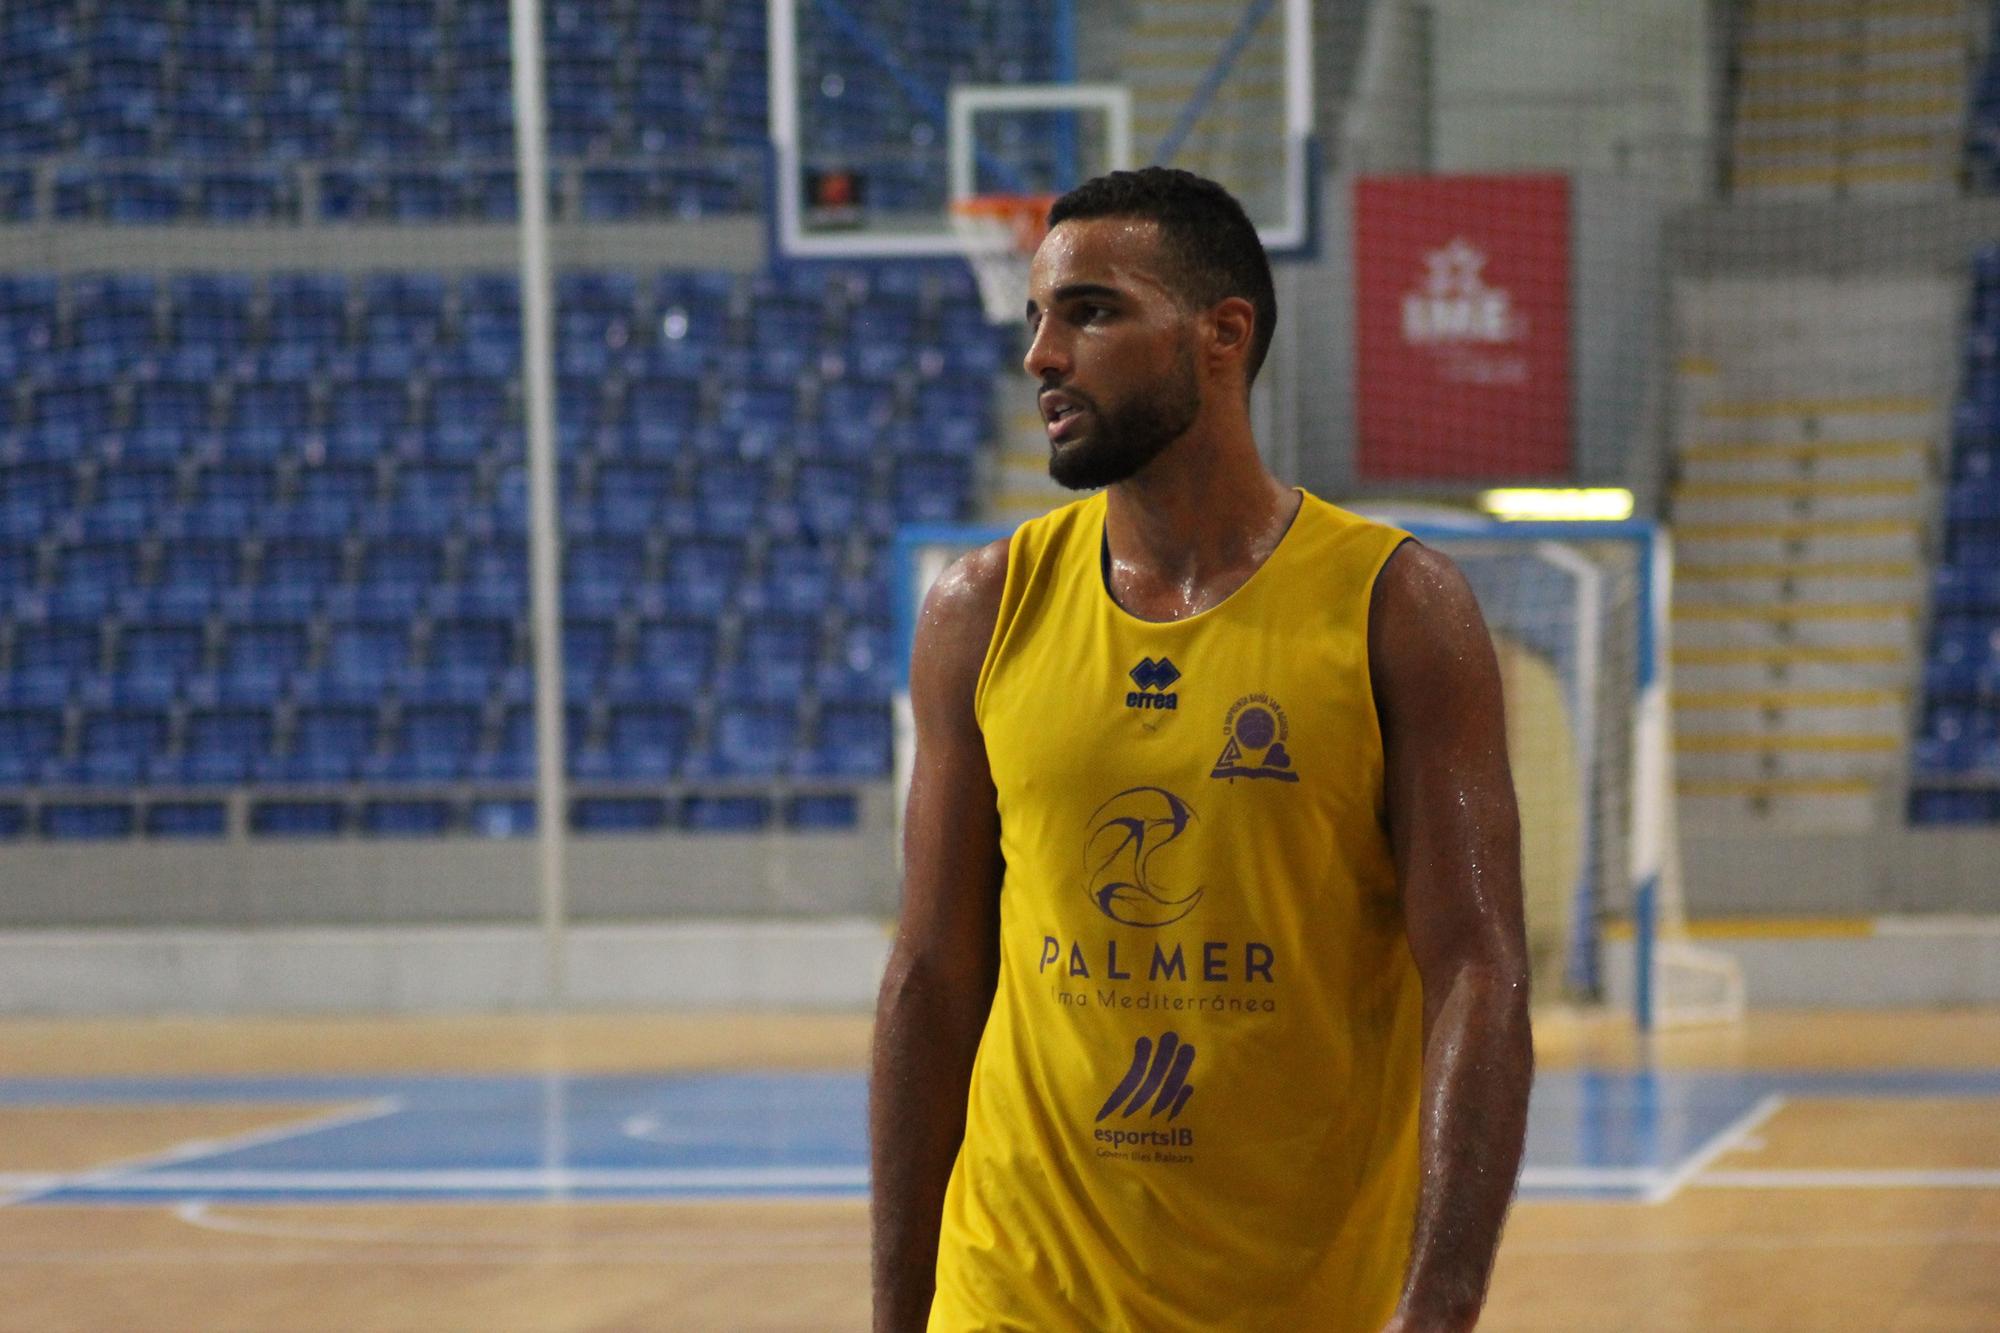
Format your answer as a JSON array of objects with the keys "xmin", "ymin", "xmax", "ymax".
[{"xmin": 1206, "ymin": 296, "xmax": 1256, "ymax": 371}]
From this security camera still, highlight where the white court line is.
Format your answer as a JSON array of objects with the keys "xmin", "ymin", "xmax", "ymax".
[
  {"xmin": 1643, "ymin": 1094, "xmax": 1787, "ymax": 1205},
  {"xmin": 70, "ymin": 1165, "xmax": 869, "ymax": 1194},
  {"xmin": 0, "ymin": 1098, "xmax": 402, "ymax": 1208},
  {"xmin": 1507, "ymin": 1227, "xmax": 2000, "ymax": 1258},
  {"xmin": 0, "ymin": 1242, "xmax": 874, "ymax": 1267},
  {"xmin": 1696, "ymin": 1168, "xmax": 2000, "ymax": 1189},
  {"xmin": 1517, "ymin": 1166, "xmax": 1666, "ymax": 1192}
]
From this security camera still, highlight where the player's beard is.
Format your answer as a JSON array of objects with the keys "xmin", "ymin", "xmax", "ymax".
[{"xmin": 1047, "ymin": 337, "xmax": 1201, "ymax": 491}]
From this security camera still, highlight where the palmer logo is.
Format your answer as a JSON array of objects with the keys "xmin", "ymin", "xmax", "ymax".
[
  {"xmin": 1126, "ymin": 656, "xmax": 1180, "ymax": 711},
  {"xmin": 1402, "ymin": 237, "xmax": 1524, "ymax": 346},
  {"xmin": 1096, "ymin": 1030, "xmax": 1196, "ymax": 1123}
]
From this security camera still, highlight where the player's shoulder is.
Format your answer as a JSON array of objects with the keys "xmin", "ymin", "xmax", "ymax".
[
  {"xmin": 1368, "ymin": 538, "xmax": 1493, "ymax": 687},
  {"xmin": 916, "ymin": 535, "xmax": 1011, "ymax": 658},
  {"xmin": 1374, "ymin": 538, "xmax": 1476, "ymax": 617},
  {"xmin": 924, "ymin": 532, "xmax": 1008, "ymax": 620}
]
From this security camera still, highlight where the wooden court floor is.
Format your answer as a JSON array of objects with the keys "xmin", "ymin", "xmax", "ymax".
[{"xmin": 0, "ymin": 1010, "xmax": 1996, "ymax": 1331}]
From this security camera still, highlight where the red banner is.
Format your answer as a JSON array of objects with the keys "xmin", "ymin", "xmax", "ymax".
[{"xmin": 1353, "ymin": 174, "xmax": 1572, "ymax": 481}]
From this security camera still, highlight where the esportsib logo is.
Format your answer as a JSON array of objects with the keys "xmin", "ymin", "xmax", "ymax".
[{"xmin": 1095, "ymin": 1030, "xmax": 1196, "ymax": 1122}]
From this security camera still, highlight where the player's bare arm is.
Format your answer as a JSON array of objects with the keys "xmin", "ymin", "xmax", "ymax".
[
  {"xmin": 1371, "ymin": 541, "xmax": 1534, "ymax": 1332},
  {"xmin": 869, "ymin": 537, "xmax": 1010, "ymax": 1333}
]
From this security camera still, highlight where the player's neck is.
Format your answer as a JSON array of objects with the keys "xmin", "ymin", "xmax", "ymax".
[{"xmin": 1103, "ymin": 421, "xmax": 1297, "ymax": 599}]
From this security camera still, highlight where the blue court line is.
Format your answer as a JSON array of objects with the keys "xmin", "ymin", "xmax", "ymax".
[{"xmin": 2, "ymin": 1069, "xmax": 1995, "ymax": 1206}]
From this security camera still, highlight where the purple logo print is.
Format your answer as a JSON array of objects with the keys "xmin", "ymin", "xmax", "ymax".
[
  {"xmin": 1084, "ymin": 786, "xmax": 1205, "ymax": 927},
  {"xmin": 1095, "ymin": 1031, "xmax": 1196, "ymax": 1122},
  {"xmin": 1211, "ymin": 693, "xmax": 1300, "ymax": 783}
]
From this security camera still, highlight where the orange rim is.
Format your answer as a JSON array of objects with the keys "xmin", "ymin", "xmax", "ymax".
[{"xmin": 950, "ymin": 193, "xmax": 1057, "ymax": 250}]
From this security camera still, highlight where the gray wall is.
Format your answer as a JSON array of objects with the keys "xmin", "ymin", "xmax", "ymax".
[{"xmin": 0, "ymin": 802, "xmax": 899, "ymax": 929}]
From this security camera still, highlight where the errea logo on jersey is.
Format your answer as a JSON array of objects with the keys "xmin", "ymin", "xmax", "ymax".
[{"xmin": 1126, "ymin": 657, "xmax": 1180, "ymax": 711}]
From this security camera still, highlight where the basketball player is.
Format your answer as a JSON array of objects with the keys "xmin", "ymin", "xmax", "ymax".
[{"xmin": 872, "ymin": 168, "xmax": 1532, "ymax": 1332}]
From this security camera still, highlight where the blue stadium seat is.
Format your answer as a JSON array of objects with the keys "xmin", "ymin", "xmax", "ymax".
[
  {"xmin": 184, "ymin": 462, "xmax": 269, "ymax": 514},
  {"xmin": 599, "ymin": 701, "xmax": 694, "ymax": 780},
  {"xmin": 179, "ymin": 706, "xmax": 275, "ymax": 784},
  {"xmin": 562, "ymin": 616, "xmax": 619, "ymax": 684},
  {"xmin": 630, "ymin": 617, "xmax": 717, "ymax": 700},
  {"xmin": 250, "ymin": 799, "xmax": 347, "ymax": 836},
  {"xmin": 362, "ymin": 798, "xmax": 456, "ymax": 836},
  {"xmin": 430, "ymin": 376, "xmax": 511, "ymax": 437},
  {"xmin": 199, "ymin": 169, "xmax": 293, "ymax": 222},
  {"xmin": 662, "ymin": 537, "xmax": 744, "ymax": 618},
  {"xmin": 223, "ymin": 391, "xmax": 307, "ymax": 458},
  {"xmin": 571, "ymin": 795, "xmax": 668, "ymax": 834},
  {"xmin": 152, "ymin": 538, "xmax": 242, "ymax": 616},
  {"xmin": 323, "ymin": 621, "xmax": 414, "ymax": 693},
  {"xmin": 893, "ymin": 455, "xmax": 973, "ymax": 523},
  {"xmin": 0, "ymin": 708, "xmax": 65, "ymax": 787},
  {"xmin": 75, "ymin": 707, "xmax": 170, "ymax": 785},
  {"xmin": 684, "ymin": 795, "xmax": 770, "ymax": 832},
  {"xmin": 724, "ymin": 618, "xmax": 816, "ymax": 702},
  {"xmin": 814, "ymin": 622, "xmax": 896, "ymax": 704},
  {"xmin": 144, "ymin": 800, "xmax": 228, "ymax": 837},
  {"xmin": 430, "ymin": 617, "xmax": 515, "ymax": 674},
  {"xmin": 695, "ymin": 459, "xmax": 773, "ymax": 537},
  {"xmin": 699, "ymin": 701, "xmax": 799, "ymax": 778},
  {"xmin": 280, "ymin": 703, "xmax": 381, "ymax": 782},
  {"xmin": 753, "ymin": 542, "xmax": 841, "ymax": 617},
  {"xmin": 267, "ymin": 273, "xmax": 349, "ymax": 351},
  {"xmin": 804, "ymin": 702, "xmax": 892, "ymax": 777},
  {"xmin": 41, "ymin": 802, "xmax": 137, "ymax": 840},
  {"xmin": 375, "ymin": 704, "xmax": 482, "ymax": 781},
  {"xmin": 259, "ymin": 536, "xmax": 345, "ymax": 593}
]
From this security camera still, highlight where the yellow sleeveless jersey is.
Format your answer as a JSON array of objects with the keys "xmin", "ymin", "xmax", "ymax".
[{"xmin": 931, "ymin": 489, "xmax": 1422, "ymax": 1332}]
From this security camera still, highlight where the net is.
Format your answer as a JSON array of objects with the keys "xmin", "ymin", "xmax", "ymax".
[
  {"xmin": 892, "ymin": 519, "xmax": 1744, "ymax": 1029},
  {"xmin": 949, "ymin": 193, "xmax": 1057, "ymax": 325}
]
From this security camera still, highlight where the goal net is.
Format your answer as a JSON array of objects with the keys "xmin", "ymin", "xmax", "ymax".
[{"xmin": 891, "ymin": 516, "xmax": 1744, "ymax": 1030}]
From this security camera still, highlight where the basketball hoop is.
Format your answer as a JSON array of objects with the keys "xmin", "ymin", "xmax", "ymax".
[{"xmin": 949, "ymin": 193, "xmax": 1055, "ymax": 325}]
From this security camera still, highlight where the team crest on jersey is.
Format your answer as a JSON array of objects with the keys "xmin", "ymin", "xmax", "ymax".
[{"xmin": 1211, "ymin": 694, "xmax": 1299, "ymax": 782}]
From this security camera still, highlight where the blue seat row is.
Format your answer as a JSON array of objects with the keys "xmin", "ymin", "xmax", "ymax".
[
  {"xmin": 0, "ymin": 692, "xmax": 889, "ymax": 787},
  {"xmin": 0, "ymin": 791, "xmax": 862, "ymax": 840},
  {"xmin": 1911, "ymin": 247, "xmax": 2000, "ymax": 820}
]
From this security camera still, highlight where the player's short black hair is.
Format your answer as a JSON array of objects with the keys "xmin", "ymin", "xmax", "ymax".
[{"xmin": 1047, "ymin": 166, "xmax": 1277, "ymax": 385}]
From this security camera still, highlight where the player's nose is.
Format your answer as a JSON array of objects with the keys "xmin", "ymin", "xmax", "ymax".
[{"xmin": 1023, "ymin": 320, "xmax": 1068, "ymax": 381}]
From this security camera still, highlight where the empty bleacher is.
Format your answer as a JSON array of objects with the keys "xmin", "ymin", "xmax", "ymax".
[
  {"xmin": 1670, "ymin": 273, "xmax": 1952, "ymax": 830},
  {"xmin": 0, "ymin": 264, "xmax": 1002, "ymax": 837},
  {"xmin": 1728, "ymin": 0, "xmax": 1982, "ymax": 199},
  {"xmin": 0, "ymin": 0, "xmax": 1063, "ymax": 223}
]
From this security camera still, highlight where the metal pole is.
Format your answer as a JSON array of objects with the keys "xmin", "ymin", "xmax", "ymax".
[{"xmin": 509, "ymin": 0, "xmax": 569, "ymax": 1003}]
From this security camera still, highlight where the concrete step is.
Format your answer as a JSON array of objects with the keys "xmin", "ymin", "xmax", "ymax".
[
  {"xmin": 1676, "ymin": 437, "xmax": 1933, "ymax": 478},
  {"xmin": 1671, "ymin": 656, "xmax": 1914, "ymax": 691},
  {"xmin": 1677, "ymin": 783, "xmax": 1882, "ymax": 830},
  {"xmin": 1670, "ymin": 518, "xmax": 1925, "ymax": 561},
  {"xmin": 1738, "ymin": 60, "xmax": 1968, "ymax": 97},
  {"xmin": 1671, "ymin": 610, "xmax": 1919, "ymax": 651},
  {"xmin": 1674, "ymin": 569, "xmax": 1925, "ymax": 603},
  {"xmin": 1730, "ymin": 128, "xmax": 1959, "ymax": 166},
  {"xmin": 1730, "ymin": 162, "xmax": 1957, "ymax": 195},
  {"xmin": 1673, "ymin": 699, "xmax": 1909, "ymax": 734},
  {"xmin": 1738, "ymin": 29, "xmax": 1972, "ymax": 64},
  {"xmin": 1673, "ymin": 739, "xmax": 1904, "ymax": 779}
]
